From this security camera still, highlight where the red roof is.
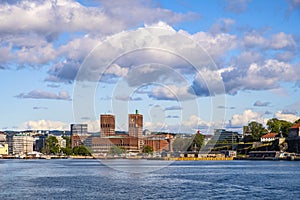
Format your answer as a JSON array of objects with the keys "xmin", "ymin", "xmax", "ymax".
[
  {"xmin": 291, "ymin": 123, "xmax": 300, "ymax": 129},
  {"xmin": 261, "ymin": 133, "xmax": 278, "ymax": 138}
]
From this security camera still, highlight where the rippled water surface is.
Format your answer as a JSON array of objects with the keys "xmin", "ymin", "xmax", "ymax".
[{"xmin": 0, "ymin": 159, "xmax": 299, "ymax": 199}]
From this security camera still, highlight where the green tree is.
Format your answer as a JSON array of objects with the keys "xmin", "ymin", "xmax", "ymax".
[
  {"xmin": 61, "ymin": 147, "xmax": 73, "ymax": 155},
  {"xmin": 248, "ymin": 121, "xmax": 268, "ymax": 141},
  {"xmin": 72, "ymin": 145, "xmax": 91, "ymax": 156},
  {"xmin": 267, "ymin": 118, "xmax": 292, "ymax": 137},
  {"xmin": 110, "ymin": 146, "xmax": 126, "ymax": 155},
  {"xmin": 42, "ymin": 136, "xmax": 60, "ymax": 155},
  {"xmin": 142, "ymin": 145, "xmax": 153, "ymax": 153},
  {"xmin": 294, "ymin": 119, "xmax": 300, "ymax": 124},
  {"xmin": 62, "ymin": 136, "xmax": 71, "ymax": 148},
  {"xmin": 267, "ymin": 118, "xmax": 281, "ymax": 133}
]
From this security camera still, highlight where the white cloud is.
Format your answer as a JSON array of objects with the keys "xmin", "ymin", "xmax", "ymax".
[
  {"xmin": 0, "ymin": 0, "xmax": 195, "ymax": 67},
  {"xmin": 231, "ymin": 109, "xmax": 264, "ymax": 126},
  {"xmin": 243, "ymin": 32, "xmax": 267, "ymax": 48},
  {"xmin": 223, "ymin": 59, "xmax": 299, "ymax": 94},
  {"xmin": 81, "ymin": 120, "xmax": 100, "ymax": 133},
  {"xmin": 274, "ymin": 111, "xmax": 300, "ymax": 122},
  {"xmin": 181, "ymin": 115, "xmax": 211, "ymax": 128},
  {"xmin": 21, "ymin": 120, "xmax": 69, "ymax": 130},
  {"xmin": 20, "ymin": 119, "xmax": 100, "ymax": 132},
  {"xmin": 192, "ymin": 68, "xmax": 226, "ymax": 96},
  {"xmin": 268, "ymin": 32, "xmax": 297, "ymax": 50},
  {"xmin": 0, "ymin": 0, "xmax": 194, "ymax": 35},
  {"xmin": 144, "ymin": 121, "xmax": 168, "ymax": 132},
  {"xmin": 0, "ymin": 0, "xmax": 125, "ymax": 35},
  {"xmin": 105, "ymin": 64, "xmax": 129, "ymax": 77},
  {"xmin": 149, "ymin": 85, "xmax": 195, "ymax": 101},
  {"xmin": 242, "ymin": 31, "xmax": 297, "ymax": 51},
  {"xmin": 230, "ymin": 51, "xmax": 263, "ymax": 68},
  {"xmin": 192, "ymin": 31, "xmax": 237, "ymax": 64},
  {"xmin": 15, "ymin": 90, "xmax": 71, "ymax": 100}
]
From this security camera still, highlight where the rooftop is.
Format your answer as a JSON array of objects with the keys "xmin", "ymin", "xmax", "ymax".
[
  {"xmin": 291, "ymin": 123, "xmax": 300, "ymax": 129},
  {"xmin": 261, "ymin": 133, "xmax": 278, "ymax": 138}
]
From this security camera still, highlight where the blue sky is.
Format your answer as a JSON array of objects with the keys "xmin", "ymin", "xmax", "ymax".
[{"xmin": 0, "ymin": 0, "xmax": 299, "ymax": 134}]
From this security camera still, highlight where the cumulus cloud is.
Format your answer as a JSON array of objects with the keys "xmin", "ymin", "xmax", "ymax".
[
  {"xmin": 21, "ymin": 119, "xmax": 100, "ymax": 132},
  {"xmin": 15, "ymin": 90, "xmax": 71, "ymax": 100},
  {"xmin": 56, "ymin": 22, "xmax": 224, "ymax": 87},
  {"xmin": 191, "ymin": 31, "xmax": 237, "ymax": 65},
  {"xmin": 191, "ymin": 69, "xmax": 226, "ymax": 96},
  {"xmin": 231, "ymin": 109, "xmax": 264, "ymax": 126},
  {"xmin": 230, "ymin": 51, "xmax": 264, "ymax": 70},
  {"xmin": 0, "ymin": 0, "xmax": 191, "ymax": 35},
  {"xmin": 105, "ymin": 64, "xmax": 129, "ymax": 77},
  {"xmin": 253, "ymin": 100, "xmax": 271, "ymax": 107},
  {"xmin": 181, "ymin": 115, "xmax": 211, "ymax": 128},
  {"xmin": 81, "ymin": 120, "xmax": 100, "ymax": 132},
  {"xmin": 149, "ymin": 85, "xmax": 195, "ymax": 101},
  {"xmin": 222, "ymin": 59, "xmax": 299, "ymax": 95},
  {"xmin": 0, "ymin": 0, "xmax": 195, "ymax": 68},
  {"xmin": 275, "ymin": 111, "xmax": 300, "ymax": 122},
  {"xmin": 144, "ymin": 121, "xmax": 168, "ymax": 132},
  {"xmin": 1, "ymin": 0, "xmax": 299, "ymax": 100},
  {"xmin": 268, "ymin": 32, "xmax": 297, "ymax": 50},
  {"xmin": 243, "ymin": 32, "xmax": 267, "ymax": 48},
  {"xmin": 275, "ymin": 51, "xmax": 295, "ymax": 62},
  {"xmin": 21, "ymin": 120, "xmax": 69, "ymax": 130},
  {"xmin": 46, "ymin": 59, "xmax": 81, "ymax": 83},
  {"xmin": 242, "ymin": 31, "xmax": 297, "ymax": 51}
]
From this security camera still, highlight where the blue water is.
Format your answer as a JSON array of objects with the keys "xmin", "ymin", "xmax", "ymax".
[{"xmin": 0, "ymin": 159, "xmax": 299, "ymax": 199}]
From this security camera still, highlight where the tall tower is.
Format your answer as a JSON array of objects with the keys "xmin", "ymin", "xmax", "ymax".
[
  {"xmin": 100, "ymin": 114, "xmax": 115, "ymax": 137},
  {"xmin": 128, "ymin": 110, "xmax": 143, "ymax": 150}
]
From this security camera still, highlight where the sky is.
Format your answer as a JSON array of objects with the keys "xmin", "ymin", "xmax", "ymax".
[{"xmin": 0, "ymin": 0, "xmax": 300, "ymax": 134}]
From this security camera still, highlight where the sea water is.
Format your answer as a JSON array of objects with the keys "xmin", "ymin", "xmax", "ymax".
[{"xmin": 0, "ymin": 159, "xmax": 299, "ymax": 199}]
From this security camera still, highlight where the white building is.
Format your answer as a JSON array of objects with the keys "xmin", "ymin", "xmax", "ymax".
[
  {"xmin": 13, "ymin": 135, "xmax": 34, "ymax": 155},
  {"xmin": 260, "ymin": 133, "xmax": 278, "ymax": 142},
  {"xmin": 56, "ymin": 136, "xmax": 66, "ymax": 148}
]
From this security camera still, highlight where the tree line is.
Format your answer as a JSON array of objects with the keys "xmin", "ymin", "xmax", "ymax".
[
  {"xmin": 245, "ymin": 118, "xmax": 300, "ymax": 142},
  {"xmin": 42, "ymin": 136, "xmax": 91, "ymax": 156}
]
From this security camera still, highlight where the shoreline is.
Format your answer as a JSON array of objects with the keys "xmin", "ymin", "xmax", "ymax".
[{"xmin": 1, "ymin": 155, "xmax": 300, "ymax": 161}]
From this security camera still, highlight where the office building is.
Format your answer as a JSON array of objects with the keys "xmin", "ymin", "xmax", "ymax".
[
  {"xmin": 100, "ymin": 114, "xmax": 115, "ymax": 137},
  {"xmin": 70, "ymin": 124, "xmax": 88, "ymax": 148},
  {"xmin": 12, "ymin": 134, "xmax": 34, "ymax": 155},
  {"xmin": 129, "ymin": 110, "xmax": 143, "ymax": 150},
  {"xmin": 213, "ymin": 129, "xmax": 240, "ymax": 144},
  {"xmin": 70, "ymin": 124, "xmax": 88, "ymax": 136},
  {"xmin": 128, "ymin": 110, "xmax": 143, "ymax": 138}
]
